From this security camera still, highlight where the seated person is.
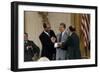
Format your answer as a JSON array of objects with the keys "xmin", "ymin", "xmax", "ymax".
[{"xmin": 24, "ymin": 33, "xmax": 40, "ymax": 62}]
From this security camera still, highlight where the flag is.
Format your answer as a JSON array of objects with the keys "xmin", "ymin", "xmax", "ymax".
[{"xmin": 81, "ymin": 14, "xmax": 90, "ymax": 56}]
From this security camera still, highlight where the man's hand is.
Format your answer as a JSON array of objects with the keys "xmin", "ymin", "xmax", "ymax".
[
  {"xmin": 32, "ymin": 53, "xmax": 39, "ymax": 61},
  {"xmin": 26, "ymin": 46, "xmax": 32, "ymax": 50},
  {"xmin": 51, "ymin": 37, "xmax": 56, "ymax": 43},
  {"xmin": 54, "ymin": 42, "xmax": 62, "ymax": 48},
  {"xmin": 58, "ymin": 42, "xmax": 62, "ymax": 47}
]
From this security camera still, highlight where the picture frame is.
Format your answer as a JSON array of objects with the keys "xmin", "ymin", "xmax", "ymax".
[{"xmin": 11, "ymin": 1, "xmax": 98, "ymax": 72}]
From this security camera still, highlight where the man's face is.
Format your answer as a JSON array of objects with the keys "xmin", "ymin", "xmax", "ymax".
[
  {"xmin": 24, "ymin": 34, "xmax": 28, "ymax": 41},
  {"xmin": 45, "ymin": 24, "xmax": 51, "ymax": 32},
  {"xmin": 59, "ymin": 25, "xmax": 65, "ymax": 32}
]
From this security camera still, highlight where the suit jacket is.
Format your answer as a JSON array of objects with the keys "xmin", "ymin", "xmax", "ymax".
[
  {"xmin": 57, "ymin": 31, "xmax": 68, "ymax": 43},
  {"xmin": 62, "ymin": 32, "xmax": 81, "ymax": 59},
  {"xmin": 56, "ymin": 31, "xmax": 68, "ymax": 60},
  {"xmin": 39, "ymin": 30, "xmax": 56, "ymax": 60},
  {"xmin": 24, "ymin": 40, "xmax": 40, "ymax": 62}
]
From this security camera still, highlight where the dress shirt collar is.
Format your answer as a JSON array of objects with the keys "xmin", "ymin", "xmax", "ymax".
[
  {"xmin": 44, "ymin": 31, "xmax": 50, "ymax": 36},
  {"xmin": 61, "ymin": 30, "xmax": 66, "ymax": 37}
]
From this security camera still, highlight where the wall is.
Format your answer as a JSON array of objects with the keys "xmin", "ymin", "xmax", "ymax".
[
  {"xmin": 48, "ymin": 12, "xmax": 71, "ymax": 34},
  {"xmin": 24, "ymin": 11, "xmax": 43, "ymax": 51}
]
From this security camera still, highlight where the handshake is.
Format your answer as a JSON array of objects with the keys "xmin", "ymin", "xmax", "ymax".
[{"xmin": 54, "ymin": 42, "xmax": 62, "ymax": 48}]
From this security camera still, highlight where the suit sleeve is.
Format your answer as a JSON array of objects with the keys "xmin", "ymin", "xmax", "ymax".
[
  {"xmin": 39, "ymin": 35, "xmax": 54, "ymax": 48},
  {"xmin": 61, "ymin": 36, "xmax": 72, "ymax": 50},
  {"xmin": 51, "ymin": 30, "xmax": 57, "ymax": 42}
]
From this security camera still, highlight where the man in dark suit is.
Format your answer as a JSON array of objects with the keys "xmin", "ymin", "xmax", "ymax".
[
  {"xmin": 58, "ymin": 26, "xmax": 81, "ymax": 59},
  {"xmin": 24, "ymin": 33, "xmax": 40, "ymax": 62},
  {"xmin": 39, "ymin": 23, "xmax": 56, "ymax": 60}
]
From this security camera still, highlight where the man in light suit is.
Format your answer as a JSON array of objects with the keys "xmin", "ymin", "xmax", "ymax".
[
  {"xmin": 58, "ymin": 26, "xmax": 81, "ymax": 59},
  {"xmin": 56, "ymin": 23, "xmax": 68, "ymax": 60}
]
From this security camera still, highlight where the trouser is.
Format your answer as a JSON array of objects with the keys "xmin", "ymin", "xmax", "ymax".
[{"xmin": 56, "ymin": 48, "xmax": 67, "ymax": 60}]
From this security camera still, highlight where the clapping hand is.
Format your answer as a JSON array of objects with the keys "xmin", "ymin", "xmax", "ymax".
[
  {"xmin": 26, "ymin": 46, "xmax": 32, "ymax": 50},
  {"xmin": 51, "ymin": 37, "xmax": 56, "ymax": 43}
]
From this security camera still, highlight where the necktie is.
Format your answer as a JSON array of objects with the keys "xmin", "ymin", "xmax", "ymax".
[{"xmin": 59, "ymin": 32, "xmax": 62, "ymax": 42}]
